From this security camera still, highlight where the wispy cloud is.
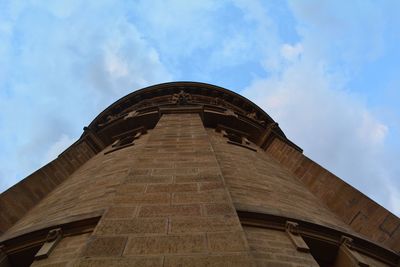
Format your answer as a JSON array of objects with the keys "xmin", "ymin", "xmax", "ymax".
[
  {"xmin": 0, "ymin": 1, "xmax": 171, "ymax": 189},
  {"xmin": 241, "ymin": 0, "xmax": 400, "ymax": 215},
  {"xmin": 0, "ymin": 0, "xmax": 398, "ymax": 216},
  {"xmin": 41, "ymin": 134, "xmax": 75, "ymax": 166}
]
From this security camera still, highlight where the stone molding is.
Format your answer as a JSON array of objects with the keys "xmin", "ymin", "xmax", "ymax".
[
  {"xmin": 0, "ymin": 136, "xmax": 98, "ymax": 235},
  {"xmin": 266, "ymin": 137, "xmax": 400, "ymax": 253},
  {"xmin": 0, "ymin": 81, "xmax": 398, "ymax": 265},
  {"xmin": 0, "ymin": 211, "xmax": 102, "ymax": 249},
  {"xmin": 238, "ymin": 210, "xmax": 399, "ymax": 266},
  {"xmin": 85, "ymin": 82, "xmax": 301, "ymax": 152}
]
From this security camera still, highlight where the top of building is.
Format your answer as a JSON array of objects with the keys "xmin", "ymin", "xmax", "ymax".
[
  {"xmin": 0, "ymin": 81, "xmax": 399, "ymax": 257},
  {"xmin": 84, "ymin": 81, "xmax": 301, "ymax": 153}
]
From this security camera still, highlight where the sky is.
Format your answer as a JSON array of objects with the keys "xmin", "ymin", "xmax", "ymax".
[{"xmin": 0, "ymin": 0, "xmax": 399, "ymax": 216}]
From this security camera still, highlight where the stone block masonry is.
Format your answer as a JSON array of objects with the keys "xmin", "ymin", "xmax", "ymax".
[
  {"xmin": 266, "ymin": 137, "xmax": 400, "ymax": 252},
  {"xmin": 27, "ymin": 113, "xmax": 254, "ymax": 266},
  {"xmin": 1, "ymin": 82, "xmax": 397, "ymax": 266}
]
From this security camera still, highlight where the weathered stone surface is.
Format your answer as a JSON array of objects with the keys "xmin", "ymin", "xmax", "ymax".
[
  {"xmin": 113, "ymin": 193, "xmax": 170, "ymax": 205},
  {"xmin": 170, "ymin": 216, "xmax": 241, "ymax": 233},
  {"xmin": 207, "ymin": 231, "xmax": 247, "ymax": 252},
  {"xmin": 175, "ymin": 174, "xmax": 221, "ymax": 183},
  {"xmin": 31, "ymin": 233, "xmax": 91, "ymax": 267},
  {"xmin": 204, "ymin": 203, "xmax": 236, "ymax": 216},
  {"xmin": 164, "ymin": 254, "xmax": 254, "ymax": 267},
  {"xmin": 2, "ymin": 83, "xmax": 397, "ymax": 267},
  {"xmin": 82, "ymin": 236, "xmax": 127, "ymax": 257},
  {"xmin": 116, "ymin": 184, "xmax": 146, "ymax": 194},
  {"xmin": 244, "ymin": 226, "xmax": 319, "ymax": 267},
  {"xmin": 138, "ymin": 204, "xmax": 201, "ymax": 217},
  {"xmin": 152, "ymin": 168, "xmax": 198, "ymax": 176},
  {"xmin": 266, "ymin": 137, "xmax": 400, "ymax": 250},
  {"xmin": 125, "ymin": 175, "xmax": 173, "ymax": 184},
  {"xmin": 124, "ymin": 234, "xmax": 206, "ymax": 255},
  {"xmin": 105, "ymin": 206, "xmax": 136, "ymax": 219},
  {"xmin": 33, "ymin": 261, "xmax": 69, "ymax": 267},
  {"xmin": 208, "ymin": 129, "xmax": 352, "ymax": 231},
  {"xmin": 95, "ymin": 218, "xmax": 167, "ymax": 235},
  {"xmin": 199, "ymin": 182, "xmax": 225, "ymax": 191},
  {"xmin": 173, "ymin": 190, "xmax": 229, "ymax": 204},
  {"xmin": 76, "ymin": 257, "xmax": 163, "ymax": 267},
  {"xmin": 146, "ymin": 183, "xmax": 197, "ymax": 193}
]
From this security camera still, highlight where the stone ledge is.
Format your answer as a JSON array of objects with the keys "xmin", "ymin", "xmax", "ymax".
[
  {"xmin": 238, "ymin": 210, "xmax": 399, "ymax": 266},
  {"xmin": 0, "ymin": 211, "xmax": 102, "ymax": 256},
  {"xmin": 266, "ymin": 137, "xmax": 400, "ymax": 253}
]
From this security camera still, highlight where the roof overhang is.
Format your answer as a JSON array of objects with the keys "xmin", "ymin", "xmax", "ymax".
[{"xmin": 83, "ymin": 81, "xmax": 302, "ymax": 152}]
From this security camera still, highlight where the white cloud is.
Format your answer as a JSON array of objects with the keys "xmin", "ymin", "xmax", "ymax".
[
  {"xmin": 105, "ymin": 48, "xmax": 129, "ymax": 78},
  {"xmin": 31, "ymin": 0, "xmax": 80, "ymax": 19},
  {"xmin": 0, "ymin": 1, "xmax": 172, "ymax": 192},
  {"xmin": 243, "ymin": 58, "xmax": 397, "ymax": 214},
  {"xmin": 357, "ymin": 112, "xmax": 388, "ymax": 145},
  {"xmin": 41, "ymin": 134, "xmax": 75, "ymax": 165},
  {"xmin": 0, "ymin": 0, "xmax": 399, "ymax": 218},
  {"xmin": 130, "ymin": 0, "xmax": 223, "ymax": 58},
  {"xmin": 288, "ymin": 1, "xmax": 386, "ymax": 69},
  {"xmin": 241, "ymin": 1, "xmax": 400, "ymax": 215},
  {"xmin": 87, "ymin": 19, "xmax": 172, "ymax": 99},
  {"xmin": 388, "ymin": 187, "xmax": 400, "ymax": 215},
  {"xmin": 281, "ymin": 43, "xmax": 303, "ymax": 61},
  {"xmin": 233, "ymin": 0, "xmax": 282, "ymax": 72}
]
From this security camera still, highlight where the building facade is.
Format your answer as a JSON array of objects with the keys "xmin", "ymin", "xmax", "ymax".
[{"xmin": 0, "ymin": 82, "xmax": 399, "ymax": 266}]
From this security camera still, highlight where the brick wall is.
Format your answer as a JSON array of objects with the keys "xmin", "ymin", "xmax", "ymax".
[
  {"xmin": 3, "ymin": 134, "xmax": 149, "ymax": 237},
  {"xmin": 0, "ymin": 139, "xmax": 96, "ymax": 235},
  {"xmin": 31, "ymin": 233, "xmax": 91, "ymax": 267},
  {"xmin": 244, "ymin": 226, "xmax": 319, "ymax": 267},
  {"xmin": 266, "ymin": 137, "xmax": 400, "ymax": 252},
  {"xmin": 208, "ymin": 129, "xmax": 354, "ymax": 233},
  {"xmin": 23, "ymin": 114, "xmax": 254, "ymax": 266},
  {"xmin": 4, "ymin": 113, "xmax": 397, "ymax": 266}
]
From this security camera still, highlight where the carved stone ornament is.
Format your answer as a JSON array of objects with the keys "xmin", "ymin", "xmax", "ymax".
[
  {"xmin": 340, "ymin": 236, "xmax": 354, "ymax": 248},
  {"xmin": 136, "ymin": 99, "xmax": 151, "ymax": 108},
  {"xmin": 35, "ymin": 228, "xmax": 63, "ymax": 260},
  {"xmin": 98, "ymin": 114, "xmax": 119, "ymax": 127},
  {"xmin": 224, "ymin": 109, "xmax": 238, "ymax": 118},
  {"xmin": 268, "ymin": 122, "xmax": 278, "ymax": 130},
  {"xmin": 247, "ymin": 110, "xmax": 266, "ymax": 126},
  {"xmin": 221, "ymin": 129, "xmax": 243, "ymax": 144},
  {"xmin": 285, "ymin": 221, "xmax": 310, "ymax": 253},
  {"xmin": 337, "ymin": 236, "xmax": 369, "ymax": 267},
  {"xmin": 0, "ymin": 245, "xmax": 9, "ymax": 266},
  {"xmin": 124, "ymin": 110, "xmax": 139, "ymax": 120},
  {"xmin": 171, "ymin": 90, "xmax": 192, "ymax": 105},
  {"xmin": 212, "ymin": 97, "xmax": 226, "ymax": 107},
  {"xmin": 247, "ymin": 110, "xmax": 257, "ymax": 120}
]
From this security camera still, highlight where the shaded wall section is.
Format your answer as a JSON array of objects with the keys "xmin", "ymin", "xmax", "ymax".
[
  {"xmin": 0, "ymin": 138, "xmax": 97, "ymax": 235},
  {"xmin": 266, "ymin": 137, "xmax": 400, "ymax": 252},
  {"xmin": 6, "ymin": 113, "xmax": 255, "ymax": 266},
  {"xmin": 208, "ymin": 129, "xmax": 354, "ymax": 233}
]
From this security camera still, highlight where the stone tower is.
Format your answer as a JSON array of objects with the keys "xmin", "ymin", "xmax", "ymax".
[{"xmin": 0, "ymin": 82, "xmax": 399, "ymax": 266}]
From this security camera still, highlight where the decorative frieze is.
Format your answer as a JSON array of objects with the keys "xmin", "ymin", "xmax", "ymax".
[
  {"xmin": 171, "ymin": 90, "xmax": 192, "ymax": 105},
  {"xmin": 104, "ymin": 126, "xmax": 147, "ymax": 155},
  {"xmin": 216, "ymin": 124, "xmax": 256, "ymax": 151}
]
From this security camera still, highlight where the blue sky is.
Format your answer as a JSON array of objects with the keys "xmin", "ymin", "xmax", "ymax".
[{"xmin": 0, "ymin": 0, "xmax": 399, "ymax": 216}]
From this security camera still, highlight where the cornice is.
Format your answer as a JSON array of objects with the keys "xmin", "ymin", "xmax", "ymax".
[
  {"xmin": 238, "ymin": 210, "xmax": 400, "ymax": 266},
  {"xmin": 83, "ymin": 81, "xmax": 302, "ymax": 153}
]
